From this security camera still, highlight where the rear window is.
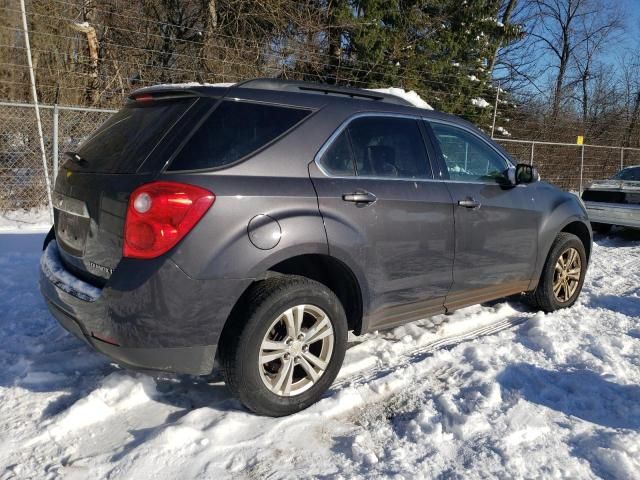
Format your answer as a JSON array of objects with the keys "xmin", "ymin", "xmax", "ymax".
[
  {"xmin": 168, "ymin": 101, "xmax": 310, "ymax": 171},
  {"xmin": 73, "ymin": 99, "xmax": 194, "ymax": 173}
]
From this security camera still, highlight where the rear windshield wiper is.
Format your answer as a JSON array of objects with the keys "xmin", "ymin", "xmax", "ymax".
[{"xmin": 64, "ymin": 151, "xmax": 87, "ymax": 165}]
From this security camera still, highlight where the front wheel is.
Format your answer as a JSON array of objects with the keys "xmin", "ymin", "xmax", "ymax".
[
  {"xmin": 219, "ymin": 276, "xmax": 347, "ymax": 417},
  {"xmin": 528, "ymin": 232, "xmax": 587, "ymax": 312}
]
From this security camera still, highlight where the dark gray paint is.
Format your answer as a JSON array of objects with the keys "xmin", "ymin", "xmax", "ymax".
[{"xmin": 40, "ymin": 80, "xmax": 592, "ymax": 375}]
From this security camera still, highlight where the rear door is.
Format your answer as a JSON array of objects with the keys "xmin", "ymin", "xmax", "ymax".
[
  {"xmin": 425, "ymin": 120, "xmax": 540, "ymax": 309},
  {"xmin": 309, "ymin": 114, "xmax": 455, "ymax": 330}
]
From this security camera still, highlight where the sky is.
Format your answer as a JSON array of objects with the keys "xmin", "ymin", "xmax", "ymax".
[{"xmin": 604, "ymin": 0, "xmax": 640, "ymax": 65}]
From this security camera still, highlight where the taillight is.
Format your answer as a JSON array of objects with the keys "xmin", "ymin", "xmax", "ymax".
[{"xmin": 123, "ymin": 181, "xmax": 215, "ymax": 259}]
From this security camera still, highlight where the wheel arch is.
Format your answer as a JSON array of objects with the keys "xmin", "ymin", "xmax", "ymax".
[
  {"xmin": 530, "ymin": 213, "xmax": 592, "ymax": 292},
  {"xmin": 219, "ymin": 253, "xmax": 365, "ymax": 359},
  {"xmin": 560, "ymin": 220, "xmax": 592, "ymax": 262}
]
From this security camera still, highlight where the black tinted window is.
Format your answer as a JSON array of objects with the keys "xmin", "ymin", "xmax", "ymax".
[
  {"xmin": 613, "ymin": 167, "xmax": 640, "ymax": 181},
  {"xmin": 74, "ymin": 99, "xmax": 193, "ymax": 173},
  {"xmin": 347, "ymin": 117, "xmax": 430, "ymax": 178},
  {"xmin": 320, "ymin": 131, "xmax": 355, "ymax": 176},
  {"xmin": 431, "ymin": 123, "xmax": 508, "ymax": 182},
  {"xmin": 169, "ymin": 101, "xmax": 310, "ymax": 171}
]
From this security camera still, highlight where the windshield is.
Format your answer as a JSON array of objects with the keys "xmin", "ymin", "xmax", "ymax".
[{"xmin": 612, "ymin": 166, "xmax": 640, "ymax": 181}]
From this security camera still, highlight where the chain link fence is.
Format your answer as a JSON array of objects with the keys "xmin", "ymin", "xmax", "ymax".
[
  {"xmin": 1, "ymin": 100, "xmax": 640, "ymax": 217},
  {"xmin": 0, "ymin": 101, "xmax": 114, "ymax": 214},
  {"xmin": 495, "ymin": 139, "xmax": 640, "ymax": 192}
]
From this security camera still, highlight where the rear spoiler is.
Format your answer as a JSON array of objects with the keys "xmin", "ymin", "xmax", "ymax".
[{"xmin": 128, "ymin": 83, "xmax": 233, "ymax": 103}]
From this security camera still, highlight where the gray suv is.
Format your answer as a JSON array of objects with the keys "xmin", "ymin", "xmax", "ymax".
[{"xmin": 40, "ymin": 79, "xmax": 592, "ymax": 416}]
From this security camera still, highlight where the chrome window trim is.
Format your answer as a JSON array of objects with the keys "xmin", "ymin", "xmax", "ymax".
[{"xmin": 313, "ymin": 111, "xmax": 436, "ymax": 181}]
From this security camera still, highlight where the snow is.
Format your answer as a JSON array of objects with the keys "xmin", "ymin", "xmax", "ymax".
[
  {"xmin": 41, "ymin": 241, "xmax": 101, "ymax": 301},
  {"xmin": 472, "ymin": 97, "xmax": 491, "ymax": 108},
  {"xmin": 150, "ymin": 82, "xmax": 236, "ymax": 89},
  {"xmin": 368, "ymin": 88, "xmax": 434, "ymax": 110},
  {"xmin": 2, "ymin": 230, "xmax": 640, "ymax": 478},
  {"xmin": 0, "ymin": 207, "xmax": 51, "ymax": 233},
  {"xmin": 496, "ymin": 126, "xmax": 512, "ymax": 137}
]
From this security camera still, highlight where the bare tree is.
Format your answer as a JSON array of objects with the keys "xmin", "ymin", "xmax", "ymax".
[{"xmin": 527, "ymin": 0, "xmax": 623, "ymax": 120}]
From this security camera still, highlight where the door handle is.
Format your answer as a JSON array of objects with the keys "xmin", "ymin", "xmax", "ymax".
[
  {"xmin": 342, "ymin": 191, "xmax": 377, "ymax": 204},
  {"xmin": 458, "ymin": 198, "xmax": 481, "ymax": 209}
]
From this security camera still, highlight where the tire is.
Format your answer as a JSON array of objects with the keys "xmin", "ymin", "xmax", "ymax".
[
  {"xmin": 591, "ymin": 222, "xmax": 612, "ymax": 234},
  {"xmin": 219, "ymin": 275, "xmax": 348, "ymax": 417},
  {"xmin": 528, "ymin": 232, "xmax": 587, "ymax": 312}
]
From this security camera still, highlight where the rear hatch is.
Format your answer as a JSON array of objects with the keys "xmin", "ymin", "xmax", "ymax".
[{"xmin": 53, "ymin": 92, "xmax": 212, "ymax": 285}]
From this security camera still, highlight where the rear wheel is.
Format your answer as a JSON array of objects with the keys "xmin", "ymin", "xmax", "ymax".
[
  {"xmin": 591, "ymin": 222, "xmax": 612, "ymax": 234},
  {"xmin": 219, "ymin": 276, "xmax": 347, "ymax": 416},
  {"xmin": 528, "ymin": 232, "xmax": 587, "ymax": 312}
]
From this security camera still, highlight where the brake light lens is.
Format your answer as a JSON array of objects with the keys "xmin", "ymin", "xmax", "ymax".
[{"xmin": 123, "ymin": 181, "xmax": 215, "ymax": 259}]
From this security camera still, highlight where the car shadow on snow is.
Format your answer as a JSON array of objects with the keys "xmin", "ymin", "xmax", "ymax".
[
  {"xmin": 497, "ymin": 363, "xmax": 640, "ymax": 430},
  {"xmin": 594, "ymin": 227, "xmax": 640, "ymax": 244},
  {"xmin": 588, "ymin": 293, "xmax": 640, "ymax": 317}
]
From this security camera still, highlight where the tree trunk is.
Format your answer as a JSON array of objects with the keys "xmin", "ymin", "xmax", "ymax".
[
  {"xmin": 326, "ymin": 0, "xmax": 343, "ymax": 84},
  {"xmin": 551, "ymin": 32, "xmax": 570, "ymax": 120},
  {"xmin": 70, "ymin": 21, "xmax": 99, "ymax": 104},
  {"xmin": 487, "ymin": 0, "xmax": 518, "ymax": 75}
]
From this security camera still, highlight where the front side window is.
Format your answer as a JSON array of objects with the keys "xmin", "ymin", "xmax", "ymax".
[
  {"xmin": 169, "ymin": 101, "xmax": 310, "ymax": 171},
  {"xmin": 318, "ymin": 115, "xmax": 431, "ymax": 179},
  {"xmin": 430, "ymin": 123, "xmax": 509, "ymax": 183}
]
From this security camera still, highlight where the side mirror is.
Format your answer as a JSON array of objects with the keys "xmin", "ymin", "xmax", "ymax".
[{"xmin": 515, "ymin": 163, "xmax": 539, "ymax": 184}]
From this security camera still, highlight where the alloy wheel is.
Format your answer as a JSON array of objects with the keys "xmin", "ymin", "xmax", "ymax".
[
  {"xmin": 553, "ymin": 247, "xmax": 582, "ymax": 303},
  {"xmin": 258, "ymin": 304, "xmax": 334, "ymax": 397}
]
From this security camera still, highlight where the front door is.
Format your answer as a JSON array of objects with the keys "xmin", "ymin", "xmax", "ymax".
[
  {"xmin": 309, "ymin": 114, "xmax": 455, "ymax": 330},
  {"xmin": 426, "ymin": 121, "xmax": 541, "ymax": 310}
]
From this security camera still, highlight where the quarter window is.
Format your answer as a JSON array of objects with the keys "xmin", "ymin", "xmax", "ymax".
[
  {"xmin": 319, "ymin": 116, "xmax": 431, "ymax": 179},
  {"xmin": 430, "ymin": 123, "xmax": 509, "ymax": 183},
  {"xmin": 169, "ymin": 101, "xmax": 310, "ymax": 171}
]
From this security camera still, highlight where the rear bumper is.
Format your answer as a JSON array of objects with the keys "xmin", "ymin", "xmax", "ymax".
[
  {"xmin": 40, "ymin": 241, "xmax": 252, "ymax": 375},
  {"xmin": 585, "ymin": 201, "xmax": 640, "ymax": 229}
]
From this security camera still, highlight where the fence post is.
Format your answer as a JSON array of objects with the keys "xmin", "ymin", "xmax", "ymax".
[
  {"xmin": 579, "ymin": 145, "xmax": 585, "ymax": 195},
  {"xmin": 20, "ymin": 0, "xmax": 53, "ymax": 221},
  {"xmin": 52, "ymin": 103, "xmax": 59, "ymax": 184},
  {"xmin": 491, "ymin": 83, "xmax": 500, "ymax": 139},
  {"xmin": 620, "ymin": 148, "xmax": 624, "ymax": 171},
  {"xmin": 530, "ymin": 142, "xmax": 535, "ymax": 165}
]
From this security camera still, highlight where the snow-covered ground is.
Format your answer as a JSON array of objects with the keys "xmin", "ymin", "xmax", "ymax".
[
  {"xmin": 0, "ymin": 208, "xmax": 51, "ymax": 233},
  {"xmin": 2, "ymin": 229, "xmax": 640, "ymax": 479}
]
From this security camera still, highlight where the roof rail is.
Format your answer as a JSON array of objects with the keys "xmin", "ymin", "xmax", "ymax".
[{"xmin": 235, "ymin": 78, "xmax": 413, "ymax": 106}]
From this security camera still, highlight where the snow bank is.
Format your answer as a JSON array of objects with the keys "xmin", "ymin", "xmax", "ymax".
[
  {"xmin": 0, "ymin": 207, "xmax": 51, "ymax": 233},
  {"xmin": 368, "ymin": 87, "xmax": 434, "ymax": 110}
]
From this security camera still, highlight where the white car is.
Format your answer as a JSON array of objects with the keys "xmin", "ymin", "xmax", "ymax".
[{"xmin": 582, "ymin": 166, "xmax": 640, "ymax": 232}]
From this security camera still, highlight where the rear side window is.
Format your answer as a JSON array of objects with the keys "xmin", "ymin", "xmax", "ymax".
[
  {"xmin": 74, "ymin": 99, "xmax": 194, "ymax": 173},
  {"xmin": 319, "ymin": 116, "xmax": 431, "ymax": 179},
  {"xmin": 168, "ymin": 101, "xmax": 310, "ymax": 171}
]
